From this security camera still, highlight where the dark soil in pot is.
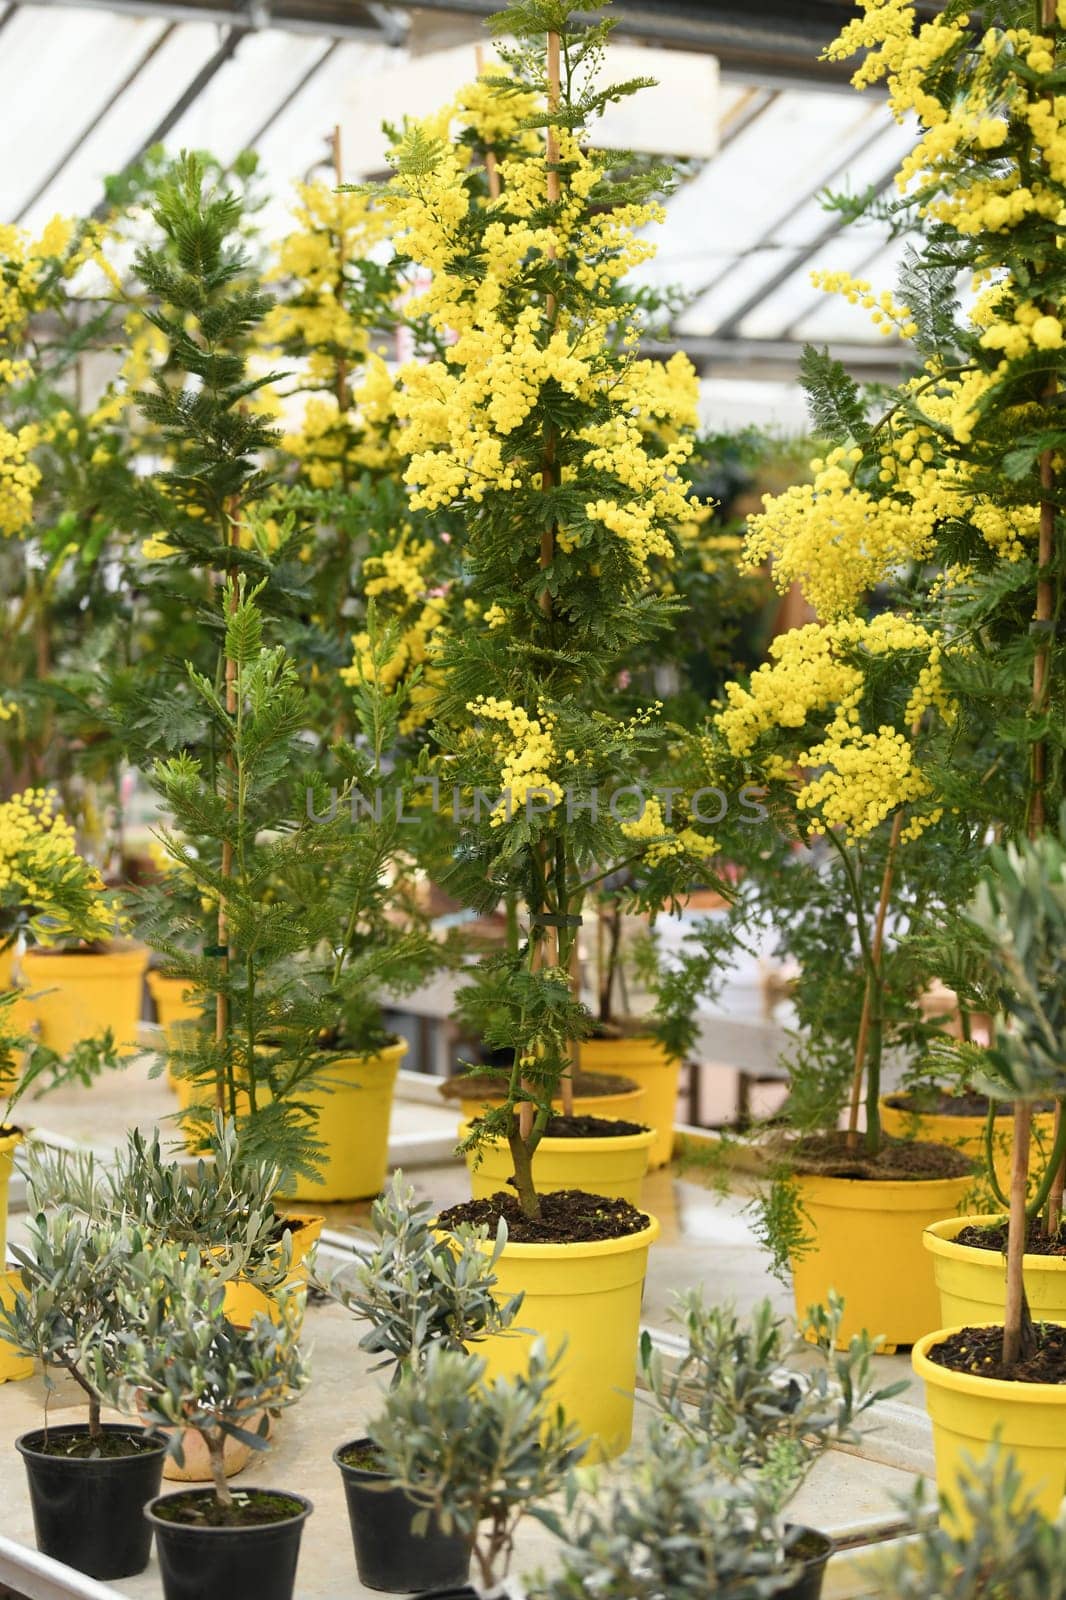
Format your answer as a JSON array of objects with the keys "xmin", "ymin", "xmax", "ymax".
[
  {"xmin": 334, "ymin": 1438, "xmax": 471, "ymax": 1593},
  {"xmin": 886, "ymin": 1090, "xmax": 1052, "ymax": 1118},
  {"xmin": 439, "ymin": 1070, "xmax": 638, "ymax": 1103},
  {"xmin": 788, "ymin": 1132, "xmax": 973, "ymax": 1182},
  {"xmin": 782, "ymin": 1525, "xmax": 833, "ymax": 1600},
  {"xmin": 540, "ymin": 1114, "xmax": 648, "ymax": 1138},
  {"xmin": 954, "ymin": 1218, "xmax": 1066, "ymax": 1257},
  {"xmin": 437, "ymin": 1189, "xmax": 649, "ymax": 1244},
  {"xmin": 145, "ymin": 1487, "xmax": 311, "ymax": 1600},
  {"xmin": 16, "ymin": 1423, "xmax": 167, "ymax": 1579},
  {"xmin": 927, "ymin": 1323, "xmax": 1066, "ymax": 1383}
]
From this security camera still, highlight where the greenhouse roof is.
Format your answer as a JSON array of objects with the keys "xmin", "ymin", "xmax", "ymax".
[{"xmin": 2, "ymin": 0, "xmax": 919, "ymax": 425}]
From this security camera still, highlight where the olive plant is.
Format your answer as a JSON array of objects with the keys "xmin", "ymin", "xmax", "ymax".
[
  {"xmin": 535, "ymin": 1420, "xmax": 814, "ymax": 1600},
  {"xmin": 0, "ymin": 1209, "xmax": 145, "ymax": 1441},
  {"xmin": 27, "ymin": 1117, "xmax": 294, "ymax": 1295},
  {"xmin": 640, "ymin": 1292, "xmax": 905, "ymax": 1507},
  {"xmin": 116, "ymin": 1248, "xmax": 308, "ymax": 1513},
  {"xmin": 944, "ymin": 825, "xmax": 1066, "ymax": 1366},
  {"xmin": 313, "ymin": 1171, "xmax": 522, "ymax": 1379},
  {"xmin": 368, "ymin": 1342, "xmax": 582, "ymax": 1593},
  {"xmin": 868, "ymin": 1450, "xmax": 1066, "ymax": 1599}
]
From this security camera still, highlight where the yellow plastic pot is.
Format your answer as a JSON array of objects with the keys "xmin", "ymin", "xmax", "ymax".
[
  {"xmin": 581, "ymin": 1036, "xmax": 681, "ymax": 1169},
  {"xmin": 790, "ymin": 1169, "xmax": 972, "ymax": 1352},
  {"xmin": 459, "ymin": 1083, "xmax": 647, "ymax": 1129},
  {"xmin": 914, "ymin": 1323, "xmax": 1066, "ymax": 1525},
  {"xmin": 222, "ymin": 1212, "xmax": 324, "ymax": 1326},
  {"xmin": 21, "ymin": 944, "xmax": 148, "ymax": 1058},
  {"xmin": 0, "ymin": 1268, "xmax": 33, "ymax": 1385},
  {"xmin": 925, "ymin": 1213, "xmax": 1066, "ymax": 1328},
  {"xmin": 277, "ymin": 1039, "xmax": 407, "ymax": 1202},
  {"xmin": 461, "ymin": 1119, "xmax": 654, "ymax": 1205},
  {"xmin": 0, "ymin": 1126, "xmax": 23, "ymax": 1263},
  {"xmin": 881, "ymin": 1097, "xmax": 1054, "ymax": 1192},
  {"xmin": 469, "ymin": 1216, "xmax": 659, "ymax": 1463}
]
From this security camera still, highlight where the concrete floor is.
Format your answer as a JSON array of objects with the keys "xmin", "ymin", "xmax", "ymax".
[{"xmin": 0, "ymin": 1059, "xmax": 933, "ymax": 1599}]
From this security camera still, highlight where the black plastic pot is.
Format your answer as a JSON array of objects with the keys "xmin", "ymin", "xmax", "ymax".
[
  {"xmin": 145, "ymin": 1487, "xmax": 312, "ymax": 1600},
  {"xmin": 16, "ymin": 1423, "xmax": 167, "ymax": 1579},
  {"xmin": 781, "ymin": 1525, "xmax": 833, "ymax": 1600},
  {"xmin": 334, "ymin": 1438, "xmax": 471, "ymax": 1593}
]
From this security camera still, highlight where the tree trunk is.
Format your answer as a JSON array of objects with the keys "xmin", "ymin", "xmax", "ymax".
[
  {"xmin": 507, "ymin": 1128, "xmax": 541, "ymax": 1221},
  {"xmin": 206, "ymin": 1429, "xmax": 235, "ymax": 1511}
]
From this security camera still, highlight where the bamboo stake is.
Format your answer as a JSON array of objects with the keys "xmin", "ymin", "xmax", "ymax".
[
  {"xmin": 215, "ymin": 496, "xmax": 241, "ymax": 1113},
  {"xmin": 1004, "ymin": 1100, "xmax": 1035, "ymax": 1367},
  {"xmin": 1005, "ymin": 0, "xmax": 1060, "ymax": 1354},
  {"xmin": 1031, "ymin": 0, "xmax": 1062, "ymax": 1229},
  {"xmin": 475, "ymin": 45, "xmax": 502, "ymax": 201},
  {"xmin": 332, "ymin": 125, "xmax": 350, "ymax": 416},
  {"xmin": 539, "ymin": 29, "xmax": 562, "ymax": 615}
]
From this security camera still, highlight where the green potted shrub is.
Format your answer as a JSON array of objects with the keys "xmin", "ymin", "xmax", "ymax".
[
  {"xmin": 0, "ymin": 785, "xmax": 144, "ymax": 1061},
  {"xmin": 707, "ymin": 620, "xmax": 974, "ymax": 1348},
  {"xmin": 868, "ymin": 1448, "xmax": 1066, "ymax": 1594},
  {"xmin": 914, "ymin": 828, "xmax": 1066, "ymax": 1517},
  {"xmin": 640, "ymin": 1290, "xmax": 905, "ymax": 1482},
  {"xmin": 317, "ymin": 1172, "xmax": 523, "ymax": 1593},
  {"xmin": 0, "ymin": 1208, "xmax": 168, "ymax": 1579},
  {"xmin": 28, "ymin": 1117, "xmax": 307, "ymax": 1329},
  {"xmin": 377, "ymin": 0, "xmax": 716, "ymax": 1457},
  {"xmin": 535, "ymin": 1422, "xmax": 828, "ymax": 1600},
  {"xmin": 617, "ymin": 1292, "xmax": 903, "ymax": 1600},
  {"xmin": 118, "ymin": 1249, "xmax": 311, "ymax": 1600},
  {"xmin": 368, "ymin": 1341, "xmax": 582, "ymax": 1599}
]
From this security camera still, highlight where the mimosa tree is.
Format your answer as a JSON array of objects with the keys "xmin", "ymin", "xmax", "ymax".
[
  {"xmin": 743, "ymin": 0, "xmax": 1066, "ymax": 1368},
  {"xmin": 377, "ymin": 0, "xmax": 718, "ymax": 1218}
]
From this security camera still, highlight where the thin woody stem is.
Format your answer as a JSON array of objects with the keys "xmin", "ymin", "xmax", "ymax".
[
  {"xmin": 846, "ymin": 806, "xmax": 905, "ymax": 1152},
  {"xmin": 215, "ymin": 497, "xmax": 241, "ymax": 1117}
]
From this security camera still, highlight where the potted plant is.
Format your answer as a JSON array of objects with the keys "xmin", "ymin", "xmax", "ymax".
[
  {"xmin": 639, "ymin": 1289, "xmax": 906, "ymax": 1486},
  {"xmin": 915, "ymin": 828, "xmax": 1066, "ymax": 1516},
  {"xmin": 0, "ymin": 784, "xmax": 144, "ymax": 1059},
  {"xmin": 535, "ymin": 1423, "xmax": 830, "ymax": 1600},
  {"xmin": 619, "ymin": 1292, "xmax": 902, "ymax": 1600},
  {"xmin": 118, "ymin": 1249, "xmax": 312, "ymax": 1600},
  {"xmin": 707, "ymin": 620, "xmax": 974, "ymax": 1348},
  {"xmin": 869, "ymin": 1448, "xmax": 1066, "ymax": 1592},
  {"xmin": 377, "ymin": 0, "xmax": 716, "ymax": 1455},
  {"xmin": 317, "ymin": 1172, "xmax": 523, "ymax": 1593},
  {"xmin": 368, "ymin": 1341, "xmax": 582, "ymax": 1600},
  {"xmin": 28, "ymin": 1116, "xmax": 315, "ymax": 1329},
  {"xmin": 0, "ymin": 1207, "xmax": 168, "ymax": 1579},
  {"xmin": 0, "ymin": 783, "xmax": 130, "ymax": 1254}
]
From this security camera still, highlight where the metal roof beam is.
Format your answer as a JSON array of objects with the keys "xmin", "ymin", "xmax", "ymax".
[
  {"xmin": 16, "ymin": 2, "xmax": 944, "ymax": 80},
  {"xmin": 26, "ymin": 0, "xmax": 396, "ymax": 43},
  {"xmin": 643, "ymin": 333, "xmax": 910, "ymax": 385},
  {"xmin": 92, "ymin": 23, "xmax": 248, "ymax": 216},
  {"xmin": 15, "ymin": 24, "xmax": 177, "ymax": 223}
]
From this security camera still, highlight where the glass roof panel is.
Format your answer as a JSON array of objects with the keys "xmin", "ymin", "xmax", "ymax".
[
  {"xmin": 20, "ymin": 21, "xmax": 226, "ymax": 230},
  {"xmin": 164, "ymin": 27, "xmax": 331, "ymax": 165},
  {"xmin": 0, "ymin": 8, "xmax": 168, "ymax": 221}
]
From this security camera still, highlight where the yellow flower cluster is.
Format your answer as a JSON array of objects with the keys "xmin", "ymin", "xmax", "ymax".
[
  {"xmin": 618, "ymin": 794, "xmax": 718, "ymax": 867},
  {"xmin": 264, "ymin": 182, "xmax": 390, "ymax": 381},
  {"xmin": 342, "ymin": 534, "xmax": 447, "ymax": 731},
  {"xmin": 745, "ymin": 446, "xmax": 934, "ymax": 619},
  {"xmin": 0, "ymin": 789, "xmax": 113, "ymax": 943},
  {"xmin": 0, "ymin": 419, "xmax": 41, "ymax": 539},
  {"xmin": 467, "ymin": 696, "xmax": 563, "ymax": 826},
  {"xmin": 715, "ymin": 616, "xmax": 950, "ymax": 841},
  {"xmin": 382, "ymin": 82, "xmax": 700, "ymax": 578}
]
